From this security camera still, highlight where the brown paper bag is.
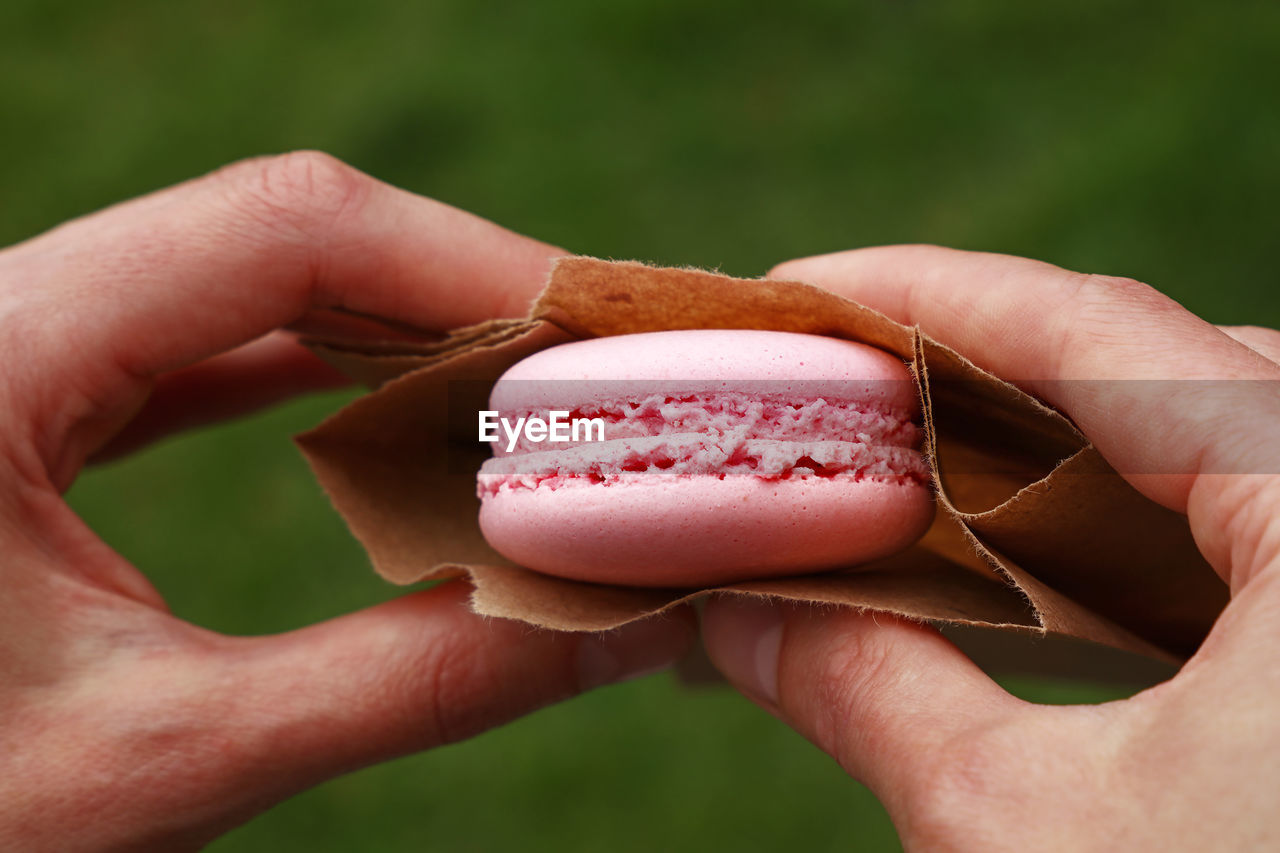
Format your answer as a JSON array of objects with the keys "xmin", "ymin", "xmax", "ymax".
[{"xmin": 296, "ymin": 258, "xmax": 1226, "ymax": 681}]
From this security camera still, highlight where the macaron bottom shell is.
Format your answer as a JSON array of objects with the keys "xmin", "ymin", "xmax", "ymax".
[{"xmin": 478, "ymin": 474, "xmax": 935, "ymax": 588}]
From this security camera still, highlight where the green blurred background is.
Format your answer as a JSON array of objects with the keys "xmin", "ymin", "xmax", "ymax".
[{"xmin": 4, "ymin": 0, "xmax": 1277, "ymax": 849}]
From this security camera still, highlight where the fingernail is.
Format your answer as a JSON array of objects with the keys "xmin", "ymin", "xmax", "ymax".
[
  {"xmin": 703, "ymin": 596, "xmax": 784, "ymax": 704},
  {"xmin": 576, "ymin": 611, "xmax": 695, "ymax": 691}
]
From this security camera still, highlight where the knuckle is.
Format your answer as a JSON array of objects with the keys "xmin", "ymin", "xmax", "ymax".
[
  {"xmin": 1075, "ymin": 272, "xmax": 1165, "ymax": 313},
  {"xmin": 258, "ymin": 150, "xmax": 364, "ymax": 213},
  {"xmin": 1048, "ymin": 271, "xmax": 1166, "ymax": 369},
  {"xmin": 815, "ymin": 624, "xmax": 896, "ymax": 708},
  {"xmin": 219, "ymin": 150, "xmax": 370, "ymax": 240},
  {"xmin": 412, "ymin": 631, "xmax": 493, "ymax": 747},
  {"xmin": 1080, "ymin": 272, "xmax": 1148, "ymax": 294},
  {"xmin": 801, "ymin": 616, "xmax": 903, "ymax": 760}
]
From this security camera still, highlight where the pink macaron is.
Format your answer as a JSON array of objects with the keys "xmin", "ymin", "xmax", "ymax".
[{"xmin": 476, "ymin": 329, "xmax": 933, "ymax": 587}]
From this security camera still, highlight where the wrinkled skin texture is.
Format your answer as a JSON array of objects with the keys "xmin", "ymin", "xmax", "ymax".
[
  {"xmin": 0, "ymin": 152, "xmax": 694, "ymax": 851},
  {"xmin": 702, "ymin": 245, "xmax": 1280, "ymax": 851}
]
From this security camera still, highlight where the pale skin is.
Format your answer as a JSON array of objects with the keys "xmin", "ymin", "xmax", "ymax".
[
  {"xmin": 0, "ymin": 152, "xmax": 696, "ymax": 851},
  {"xmin": 702, "ymin": 246, "xmax": 1280, "ymax": 850},
  {"xmin": 4, "ymin": 154, "xmax": 1277, "ymax": 852}
]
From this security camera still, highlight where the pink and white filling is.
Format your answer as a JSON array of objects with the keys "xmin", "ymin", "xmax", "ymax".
[{"xmin": 477, "ymin": 391, "xmax": 929, "ymax": 497}]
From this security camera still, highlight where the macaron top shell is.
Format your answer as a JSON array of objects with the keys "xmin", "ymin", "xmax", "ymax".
[
  {"xmin": 489, "ymin": 329, "xmax": 919, "ymax": 415},
  {"xmin": 477, "ymin": 330, "xmax": 933, "ymax": 587}
]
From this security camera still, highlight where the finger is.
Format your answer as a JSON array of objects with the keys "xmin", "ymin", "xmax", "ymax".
[
  {"xmin": 771, "ymin": 246, "xmax": 1280, "ymax": 586},
  {"xmin": 90, "ymin": 301, "xmax": 467, "ymax": 462},
  {"xmin": 10, "ymin": 151, "xmax": 561, "ymax": 371},
  {"xmin": 88, "ymin": 332, "xmax": 349, "ymax": 463},
  {"xmin": 2, "ymin": 151, "xmax": 564, "ymax": 483},
  {"xmin": 702, "ymin": 597, "xmax": 1018, "ymax": 810},
  {"xmin": 80, "ymin": 582, "xmax": 696, "ymax": 848},
  {"xmin": 1218, "ymin": 325, "xmax": 1280, "ymax": 363},
  {"xmin": 238, "ymin": 580, "xmax": 696, "ymax": 767}
]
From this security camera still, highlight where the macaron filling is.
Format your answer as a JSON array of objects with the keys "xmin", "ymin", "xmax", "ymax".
[{"xmin": 477, "ymin": 391, "xmax": 927, "ymax": 496}]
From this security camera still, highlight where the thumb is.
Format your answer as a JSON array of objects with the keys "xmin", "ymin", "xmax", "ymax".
[{"xmin": 701, "ymin": 595, "xmax": 1018, "ymax": 815}]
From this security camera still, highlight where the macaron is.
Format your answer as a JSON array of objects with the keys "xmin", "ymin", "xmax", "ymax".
[{"xmin": 476, "ymin": 329, "xmax": 933, "ymax": 587}]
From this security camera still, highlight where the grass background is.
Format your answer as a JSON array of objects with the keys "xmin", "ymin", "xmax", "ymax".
[{"xmin": 3, "ymin": 0, "xmax": 1277, "ymax": 849}]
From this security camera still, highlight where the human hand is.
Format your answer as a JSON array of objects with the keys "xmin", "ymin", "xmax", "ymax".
[
  {"xmin": 0, "ymin": 152, "xmax": 693, "ymax": 851},
  {"xmin": 702, "ymin": 246, "xmax": 1280, "ymax": 850}
]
